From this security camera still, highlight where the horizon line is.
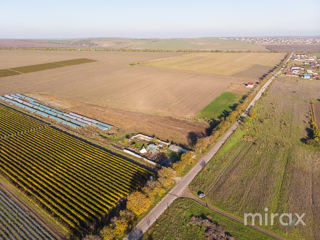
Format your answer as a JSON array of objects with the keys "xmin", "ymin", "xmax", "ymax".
[{"xmin": 1, "ymin": 35, "xmax": 320, "ymax": 40}]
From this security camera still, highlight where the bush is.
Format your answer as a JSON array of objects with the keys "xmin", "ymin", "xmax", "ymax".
[{"xmin": 248, "ymin": 109, "xmax": 258, "ymax": 119}]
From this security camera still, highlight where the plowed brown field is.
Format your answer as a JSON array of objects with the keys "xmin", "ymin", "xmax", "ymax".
[{"xmin": 0, "ymin": 50, "xmax": 284, "ymax": 145}]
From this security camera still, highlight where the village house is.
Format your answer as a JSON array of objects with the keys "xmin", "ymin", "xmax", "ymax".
[
  {"xmin": 291, "ymin": 66, "xmax": 300, "ymax": 71},
  {"xmin": 169, "ymin": 145, "xmax": 189, "ymax": 154},
  {"xmin": 246, "ymin": 82, "xmax": 254, "ymax": 88}
]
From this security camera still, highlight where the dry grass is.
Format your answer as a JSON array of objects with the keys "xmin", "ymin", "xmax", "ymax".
[
  {"xmin": 145, "ymin": 52, "xmax": 285, "ymax": 78},
  {"xmin": 190, "ymin": 77, "xmax": 320, "ymax": 240},
  {"xmin": 313, "ymin": 101, "xmax": 320, "ymax": 127},
  {"xmin": 142, "ymin": 198, "xmax": 273, "ymax": 240}
]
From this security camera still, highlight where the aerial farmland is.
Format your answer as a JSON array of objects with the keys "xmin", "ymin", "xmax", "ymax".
[
  {"xmin": 0, "ymin": 50, "xmax": 284, "ymax": 118},
  {"xmin": 0, "ymin": 45, "xmax": 288, "ymax": 239},
  {"xmin": 0, "ymin": 49, "xmax": 285, "ymax": 145},
  {"xmin": 190, "ymin": 76, "xmax": 320, "ymax": 240},
  {"xmin": 1, "ymin": 0, "xmax": 320, "ymax": 239},
  {"xmin": 0, "ymin": 102, "xmax": 152, "ymax": 238}
]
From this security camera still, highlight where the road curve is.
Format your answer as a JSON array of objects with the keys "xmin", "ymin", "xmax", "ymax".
[{"xmin": 124, "ymin": 53, "xmax": 292, "ymax": 240}]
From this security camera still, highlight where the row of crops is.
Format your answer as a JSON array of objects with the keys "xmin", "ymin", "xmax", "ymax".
[
  {"xmin": 0, "ymin": 104, "xmax": 47, "ymax": 139},
  {"xmin": 0, "ymin": 104, "xmax": 152, "ymax": 235},
  {"xmin": 0, "ymin": 190, "xmax": 56, "ymax": 240}
]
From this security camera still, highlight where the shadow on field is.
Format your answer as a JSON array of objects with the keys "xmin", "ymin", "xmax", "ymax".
[
  {"xmin": 76, "ymin": 170, "xmax": 151, "ymax": 239},
  {"xmin": 301, "ymin": 126, "xmax": 314, "ymax": 144},
  {"xmin": 187, "ymin": 100, "xmax": 242, "ymax": 147}
]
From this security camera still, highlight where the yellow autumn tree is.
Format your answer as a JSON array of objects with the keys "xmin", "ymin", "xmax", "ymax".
[
  {"xmin": 126, "ymin": 191, "xmax": 151, "ymax": 216},
  {"xmin": 100, "ymin": 210, "xmax": 134, "ymax": 240},
  {"xmin": 157, "ymin": 167, "xmax": 175, "ymax": 188},
  {"xmin": 100, "ymin": 225, "xmax": 116, "ymax": 240},
  {"xmin": 172, "ymin": 161, "xmax": 184, "ymax": 176}
]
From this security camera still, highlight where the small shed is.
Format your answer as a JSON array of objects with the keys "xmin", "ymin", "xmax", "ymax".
[
  {"xmin": 169, "ymin": 145, "xmax": 188, "ymax": 153},
  {"xmin": 304, "ymin": 74, "xmax": 311, "ymax": 79}
]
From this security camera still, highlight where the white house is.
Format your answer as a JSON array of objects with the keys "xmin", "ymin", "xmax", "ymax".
[{"xmin": 291, "ymin": 66, "xmax": 300, "ymax": 71}]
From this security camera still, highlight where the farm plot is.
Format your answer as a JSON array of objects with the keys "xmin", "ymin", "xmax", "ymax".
[
  {"xmin": 197, "ymin": 91, "xmax": 242, "ymax": 120},
  {"xmin": 190, "ymin": 77, "xmax": 320, "ymax": 240},
  {"xmin": 145, "ymin": 52, "xmax": 285, "ymax": 80},
  {"xmin": 0, "ymin": 104, "xmax": 47, "ymax": 138},
  {"xmin": 0, "ymin": 104, "xmax": 152, "ymax": 235},
  {"xmin": 0, "ymin": 51, "xmax": 282, "ymax": 119},
  {"xmin": 142, "ymin": 198, "xmax": 273, "ymax": 240},
  {"xmin": 0, "ymin": 189, "xmax": 56, "ymax": 240},
  {"xmin": 0, "ymin": 58, "xmax": 96, "ymax": 78}
]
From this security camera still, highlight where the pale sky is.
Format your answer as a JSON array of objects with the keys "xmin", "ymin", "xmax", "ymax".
[{"xmin": 0, "ymin": 0, "xmax": 319, "ymax": 38}]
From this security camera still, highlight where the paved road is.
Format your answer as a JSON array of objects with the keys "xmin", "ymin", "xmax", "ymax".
[{"xmin": 124, "ymin": 54, "xmax": 292, "ymax": 240}]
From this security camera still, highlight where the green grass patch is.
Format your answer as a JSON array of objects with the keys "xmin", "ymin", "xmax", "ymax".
[
  {"xmin": 0, "ymin": 69, "xmax": 19, "ymax": 77},
  {"xmin": 219, "ymin": 128, "xmax": 247, "ymax": 155},
  {"xmin": 142, "ymin": 198, "xmax": 274, "ymax": 240},
  {"xmin": 197, "ymin": 91, "xmax": 241, "ymax": 120},
  {"xmin": 310, "ymin": 53, "xmax": 320, "ymax": 57},
  {"xmin": 0, "ymin": 58, "xmax": 96, "ymax": 77}
]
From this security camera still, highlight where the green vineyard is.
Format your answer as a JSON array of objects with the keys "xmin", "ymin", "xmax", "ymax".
[
  {"xmin": 0, "ymin": 104, "xmax": 47, "ymax": 138},
  {"xmin": 0, "ymin": 104, "xmax": 152, "ymax": 234}
]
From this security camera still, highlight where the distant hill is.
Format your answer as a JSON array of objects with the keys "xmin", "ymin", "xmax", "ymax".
[{"xmin": 0, "ymin": 38, "xmax": 266, "ymax": 51}]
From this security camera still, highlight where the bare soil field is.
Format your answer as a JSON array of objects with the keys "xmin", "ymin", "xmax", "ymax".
[
  {"xmin": 27, "ymin": 93, "xmax": 207, "ymax": 146},
  {"xmin": 191, "ymin": 77, "xmax": 320, "ymax": 239},
  {"xmin": 0, "ymin": 50, "xmax": 281, "ymax": 119},
  {"xmin": 145, "ymin": 52, "xmax": 285, "ymax": 79},
  {"xmin": 0, "ymin": 50, "xmax": 283, "ymax": 145}
]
